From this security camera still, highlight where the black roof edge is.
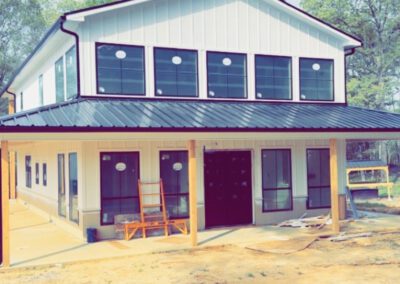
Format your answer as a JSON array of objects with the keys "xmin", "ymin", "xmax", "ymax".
[
  {"xmin": 279, "ymin": 0, "xmax": 362, "ymax": 45},
  {"xmin": 0, "ymin": 18, "xmax": 63, "ymax": 97},
  {"xmin": 63, "ymin": 0, "xmax": 136, "ymax": 16},
  {"xmin": 0, "ymin": 126, "xmax": 399, "ymax": 133}
]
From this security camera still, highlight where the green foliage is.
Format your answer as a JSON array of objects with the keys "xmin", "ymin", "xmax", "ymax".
[{"xmin": 301, "ymin": 0, "xmax": 400, "ymax": 111}]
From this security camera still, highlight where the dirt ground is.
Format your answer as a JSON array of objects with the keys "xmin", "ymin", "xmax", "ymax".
[{"xmin": 2, "ymin": 231, "xmax": 400, "ymax": 284}]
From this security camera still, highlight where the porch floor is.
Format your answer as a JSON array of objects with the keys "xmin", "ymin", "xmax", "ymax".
[{"xmin": 9, "ymin": 200, "xmax": 400, "ymax": 268}]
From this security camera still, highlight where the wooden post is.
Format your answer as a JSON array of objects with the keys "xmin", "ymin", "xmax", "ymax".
[
  {"xmin": 1, "ymin": 141, "xmax": 10, "ymax": 267},
  {"xmin": 329, "ymin": 139, "xmax": 340, "ymax": 234},
  {"xmin": 9, "ymin": 152, "xmax": 16, "ymax": 200},
  {"xmin": 188, "ymin": 140, "xmax": 197, "ymax": 247}
]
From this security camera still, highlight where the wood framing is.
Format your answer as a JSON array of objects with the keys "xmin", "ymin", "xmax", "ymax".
[
  {"xmin": 9, "ymin": 152, "xmax": 16, "ymax": 200},
  {"xmin": 329, "ymin": 139, "xmax": 340, "ymax": 234},
  {"xmin": 1, "ymin": 141, "xmax": 10, "ymax": 267},
  {"xmin": 188, "ymin": 140, "xmax": 197, "ymax": 247}
]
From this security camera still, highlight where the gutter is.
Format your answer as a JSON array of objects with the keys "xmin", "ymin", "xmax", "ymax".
[{"xmin": 60, "ymin": 16, "xmax": 81, "ymax": 98}]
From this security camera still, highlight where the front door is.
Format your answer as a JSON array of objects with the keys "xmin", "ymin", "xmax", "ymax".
[{"xmin": 204, "ymin": 151, "xmax": 252, "ymax": 228}]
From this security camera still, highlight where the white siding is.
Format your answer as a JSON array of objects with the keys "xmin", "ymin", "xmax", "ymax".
[
  {"xmin": 14, "ymin": 37, "xmax": 75, "ymax": 112},
  {"xmin": 79, "ymin": 0, "xmax": 346, "ymax": 102}
]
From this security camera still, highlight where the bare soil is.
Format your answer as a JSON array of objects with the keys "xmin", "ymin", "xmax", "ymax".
[
  {"xmin": 356, "ymin": 197, "xmax": 400, "ymax": 215},
  {"xmin": 2, "ymin": 232, "xmax": 400, "ymax": 284}
]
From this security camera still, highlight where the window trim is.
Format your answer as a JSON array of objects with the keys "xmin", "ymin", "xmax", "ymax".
[
  {"xmin": 299, "ymin": 57, "xmax": 335, "ymax": 102},
  {"xmin": 159, "ymin": 150, "xmax": 189, "ymax": 219},
  {"xmin": 99, "ymin": 151, "xmax": 141, "ymax": 226},
  {"xmin": 153, "ymin": 47, "xmax": 199, "ymax": 98},
  {"xmin": 261, "ymin": 148, "xmax": 293, "ymax": 213},
  {"xmin": 206, "ymin": 50, "xmax": 248, "ymax": 100},
  {"xmin": 255, "ymin": 54, "xmax": 293, "ymax": 101},
  {"xmin": 95, "ymin": 42, "xmax": 146, "ymax": 97},
  {"xmin": 306, "ymin": 148, "xmax": 331, "ymax": 209}
]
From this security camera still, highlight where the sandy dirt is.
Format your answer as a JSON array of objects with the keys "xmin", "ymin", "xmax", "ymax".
[{"xmin": 2, "ymin": 232, "xmax": 400, "ymax": 284}]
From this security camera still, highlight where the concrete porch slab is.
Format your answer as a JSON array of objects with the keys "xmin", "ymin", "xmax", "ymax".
[{"xmin": 8, "ymin": 201, "xmax": 400, "ymax": 268}]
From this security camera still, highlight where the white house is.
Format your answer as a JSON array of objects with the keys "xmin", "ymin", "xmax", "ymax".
[{"xmin": 1, "ymin": 0, "xmax": 400, "ymax": 251}]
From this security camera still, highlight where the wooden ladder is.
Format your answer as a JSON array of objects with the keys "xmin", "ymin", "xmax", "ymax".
[{"xmin": 137, "ymin": 179, "xmax": 169, "ymax": 238}]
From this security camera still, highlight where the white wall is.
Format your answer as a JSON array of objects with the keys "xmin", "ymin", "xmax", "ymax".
[
  {"xmin": 79, "ymin": 0, "xmax": 346, "ymax": 102},
  {"xmin": 14, "ymin": 37, "xmax": 75, "ymax": 112}
]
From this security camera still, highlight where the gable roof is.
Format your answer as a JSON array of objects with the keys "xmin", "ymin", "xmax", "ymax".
[
  {"xmin": 64, "ymin": 0, "xmax": 361, "ymax": 46},
  {"xmin": 1, "ymin": 97, "xmax": 400, "ymax": 132}
]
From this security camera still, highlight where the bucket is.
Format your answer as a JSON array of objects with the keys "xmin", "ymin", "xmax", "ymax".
[{"xmin": 86, "ymin": 228, "xmax": 97, "ymax": 243}]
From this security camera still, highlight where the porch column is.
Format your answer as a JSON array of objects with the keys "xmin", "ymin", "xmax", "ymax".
[
  {"xmin": 1, "ymin": 141, "xmax": 10, "ymax": 267},
  {"xmin": 188, "ymin": 140, "xmax": 197, "ymax": 247},
  {"xmin": 7, "ymin": 99, "xmax": 16, "ymax": 200},
  {"xmin": 329, "ymin": 139, "xmax": 340, "ymax": 233}
]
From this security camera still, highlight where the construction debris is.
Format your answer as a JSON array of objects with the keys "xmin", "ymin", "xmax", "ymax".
[
  {"xmin": 328, "ymin": 232, "xmax": 373, "ymax": 242},
  {"xmin": 276, "ymin": 213, "xmax": 331, "ymax": 229}
]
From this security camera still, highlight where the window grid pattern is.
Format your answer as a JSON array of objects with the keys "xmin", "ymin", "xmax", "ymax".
[
  {"xmin": 96, "ymin": 43, "xmax": 145, "ymax": 96},
  {"xmin": 207, "ymin": 52, "xmax": 247, "ymax": 99},
  {"xmin": 154, "ymin": 48, "xmax": 198, "ymax": 97},
  {"xmin": 262, "ymin": 149, "xmax": 293, "ymax": 212},
  {"xmin": 255, "ymin": 55, "xmax": 292, "ymax": 100},
  {"xmin": 300, "ymin": 58, "xmax": 334, "ymax": 101},
  {"xmin": 307, "ymin": 149, "xmax": 331, "ymax": 209}
]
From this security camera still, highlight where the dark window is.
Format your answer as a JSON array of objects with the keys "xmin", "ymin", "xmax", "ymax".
[
  {"xmin": 69, "ymin": 153, "xmax": 78, "ymax": 223},
  {"xmin": 35, "ymin": 163, "xmax": 39, "ymax": 185},
  {"xmin": 100, "ymin": 152, "xmax": 140, "ymax": 225},
  {"xmin": 25, "ymin": 156, "xmax": 31, "ymax": 188},
  {"xmin": 300, "ymin": 58, "xmax": 334, "ymax": 101},
  {"xmin": 207, "ymin": 52, "xmax": 247, "ymax": 99},
  {"xmin": 255, "ymin": 55, "xmax": 292, "ymax": 100},
  {"xmin": 38, "ymin": 74, "xmax": 44, "ymax": 106},
  {"xmin": 66, "ymin": 46, "xmax": 77, "ymax": 99},
  {"xmin": 154, "ymin": 48, "xmax": 198, "ymax": 97},
  {"xmin": 43, "ymin": 163, "xmax": 47, "ymax": 186},
  {"xmin": 58, "ymin": 154, "xmax": 66, "ymax": 217},
  {"xmin": 55, "ymin": 57, "xmax": 65, "ymax": 103},
  {"xmin": 96, "ymin": 43, "xmax": 145, "ymax": 96},
  {"xmin": 20, "ymin": 92, "xmax": 23, "ymax": 111},
  {"xmin": 262, "ymin": 149, "xmax": 292, "ymax": 212},
  {"xmin": 160, "ymin": 151, "xmax": 189, "ymax": 219},
  {"xmin": 307, "ymin": 149, "xmax": 331, "ymax": 208}
]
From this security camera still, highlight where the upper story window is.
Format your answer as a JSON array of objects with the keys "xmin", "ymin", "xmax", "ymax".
[
  {"xmin": 66, "ymin": 46, "xmax": 77, "ymax": 99},
  {"xmin": 255, "ymin": 55, "xmax": 292, "ymax": 100},
  {"xmin": 38, "ymin": 74, "xmax": 44, "ymax": 106},
  {"xmin": 96, "ymin": 43, "xmax": 145, "ymax": 96},
  {"xmin": 207, "ymin": 52, "xmax": 247, "ymax": 99},
  {"xmin": 154, "ymin": 48, "xmax": 198, "ymax": 97},
  {"xmin": 300, "ymin": 58, "xmax": 334, "ymax": 101},
  {"xmin": 55, "ymin": 57, "xmax": 65, "ymax": 103},
  {"xmin": 20, "ymin": 92, "xmax": 23, "ymax": 111}
]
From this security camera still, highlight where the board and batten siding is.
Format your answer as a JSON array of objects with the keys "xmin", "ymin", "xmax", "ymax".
[
  {"xmin": 14, "ymin": 37, "xmax": 76, "ymax": 112},
  {"xmin": 79, "ymin": 0, "xmax": 346, "ymax": 102}
]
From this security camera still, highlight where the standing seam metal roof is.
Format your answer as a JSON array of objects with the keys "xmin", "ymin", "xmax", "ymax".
[{"xmin": 1, "ymin": 97, "xmax": 400, "ymax": 131}]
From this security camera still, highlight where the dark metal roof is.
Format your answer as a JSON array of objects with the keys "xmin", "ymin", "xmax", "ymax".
[
  {"xmin": 1, "ymin": 97, "xmax": 400, "ymax": 132},
  {"xmin": 347, "ymin": 160, "xmax": 388, "ymax": 169}
]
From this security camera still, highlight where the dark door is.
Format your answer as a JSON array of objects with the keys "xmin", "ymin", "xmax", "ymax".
[
  {"xmin": 100, "ymin": 152, "xmax": 140, "ymax": 225},
  {"xmin": 204, "ymin": 151, "xmax": 252, "ymax": 228},
  {"xmin": 58, "ymin": 154, "xmax": 66, "ymax": 217}
]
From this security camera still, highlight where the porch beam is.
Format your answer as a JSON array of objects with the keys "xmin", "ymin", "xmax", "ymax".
[
  {"xmin": 329, "ymin": 139, "xmax": 340, "ymax": 233},
  {"xmin": 188, "ymin": 140, "xmax": 197, "ymax": 247},
  {"xmin": 1, "ymin": 141, "xmax": 10, "ymax": 267}
]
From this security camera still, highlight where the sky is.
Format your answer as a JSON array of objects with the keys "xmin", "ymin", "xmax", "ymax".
[{"xmin": 286, "ymin": 0, "xmax": 301, "ymax": 7}]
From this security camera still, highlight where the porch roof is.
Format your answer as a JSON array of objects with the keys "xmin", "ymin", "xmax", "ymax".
[{"xmin": 1, "ymin": 97, "xmax": 400, "ymax": 132}]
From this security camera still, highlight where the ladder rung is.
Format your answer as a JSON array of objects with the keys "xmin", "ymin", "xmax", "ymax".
[
  {"xmin": 140, "ymin": 182, "xmax": 160, "ymax": 185},
  {"xmin": 141, "ymin": 193, "xmax": 160, "ymax": 196},
  {"xmin": 142, "ymin": 204, "xmax": 162, "ymax": 208},
  {"xmin": 144, "ymin": 214, "xmax": 164, "ymax": 219}
]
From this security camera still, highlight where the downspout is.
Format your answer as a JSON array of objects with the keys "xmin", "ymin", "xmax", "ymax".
[
  {"xmin": 344, "ymin": 47, "xmax": 357, "ymax": 106},
  {"xmin": 5, "ymin": 90, "xmax": 16, "ymax": 115},
  {"xmin": 60, "ymin": 16, "xmax": 81, "ymax": 98}
]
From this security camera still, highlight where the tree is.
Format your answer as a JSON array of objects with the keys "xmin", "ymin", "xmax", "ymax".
[
  {"xmin": 0, "ymin": 0, "xmax": 114, "ymax": 115},
  {"xmin": 301, "ymin": 0, "xmax": 400, "ymax": 111}
]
